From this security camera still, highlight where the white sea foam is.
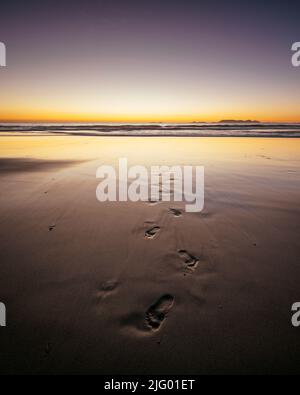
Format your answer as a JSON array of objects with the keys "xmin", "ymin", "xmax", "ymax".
[{"xmin": 0, "ymin": 122, "xmax": 300, "ymax": 137}]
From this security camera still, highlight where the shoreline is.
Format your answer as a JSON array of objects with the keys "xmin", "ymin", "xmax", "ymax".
[{"xmin": 1, "ymin": 132, "xmax": 300, "ymax": 138}]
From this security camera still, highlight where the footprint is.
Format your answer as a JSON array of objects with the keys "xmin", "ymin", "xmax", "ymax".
[
  {"xmin": 100, "ymin": 280, "xmax": 118, "ymax": 293},
  {"xmin": 148, "ymin": 199, "xmax": 159, "ymax": 205},
  {"xmin": 258, "ymin": 155, "xmax": 272, "ymax": 160},
  {"xmin": 145, "ymin": 226, "xmax": 161, "ymax": 239},
  {"xmin": 96, "ymin": 280, "xmax": 118, "ymax": 301},
  {"xmin": 169, "ymin": 208, "xmax": 182, "ymax": 217},
  {"xmin": 178, "ymin": 250, "xmax": 199, "ymax": 271},
  {"xmin": 44, "ymin": 342, "xmax": 52, "ymax": 357},
  {"xmin": 146, "ymin": 294, "xmax": 175, "ymax": 331}
]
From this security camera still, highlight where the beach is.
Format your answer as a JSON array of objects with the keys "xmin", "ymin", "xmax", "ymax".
[{"xmin": 0, "ymin": 135, "xmax": 300, "ymax": 374}]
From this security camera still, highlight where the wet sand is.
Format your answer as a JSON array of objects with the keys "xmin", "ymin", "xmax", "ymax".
[{"xmin": 0, "ymin": 136, "xmax": 300, "ymax": 374}]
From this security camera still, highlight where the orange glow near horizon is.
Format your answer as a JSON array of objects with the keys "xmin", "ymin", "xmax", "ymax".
[
  {"xmin": 1, "ymin": 50, "xmax": 300, "ymax": 124},
  {"xmin": 1, "ymin": 110, "xmax": 299, "ymax": 124},
  {"xmin": 1, "ymin": 84, "xmax": 300, "ymax": 123}
]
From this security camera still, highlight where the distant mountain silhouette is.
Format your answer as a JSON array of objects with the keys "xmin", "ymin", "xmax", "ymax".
[{"xmin": 219, "ymin": 120, "xmax": 261, "ymax": 124}]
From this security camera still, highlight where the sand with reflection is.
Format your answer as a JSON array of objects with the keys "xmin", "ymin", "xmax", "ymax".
[{"xmin": 0, "ymin": 135, "xmax": 299, "ymax": 374}]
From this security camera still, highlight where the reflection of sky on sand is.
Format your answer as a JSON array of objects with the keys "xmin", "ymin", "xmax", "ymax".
[{"xmin": 0, "ymin": 136, "xmax": 299, "ymax": 170}]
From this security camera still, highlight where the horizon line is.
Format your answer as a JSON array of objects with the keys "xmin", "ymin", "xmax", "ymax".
[{"xmin": 1, "ymin": 120, "xmax": 300, "ymax": 124}]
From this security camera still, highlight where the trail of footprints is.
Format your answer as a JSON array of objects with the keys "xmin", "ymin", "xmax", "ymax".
[
  {"xmin": 140, "ymin": 206, "xmax": 201, "ymax": 333},
  {"xmin": 96, "ymin": 205, "xmax": 202, "ymax": 335}
]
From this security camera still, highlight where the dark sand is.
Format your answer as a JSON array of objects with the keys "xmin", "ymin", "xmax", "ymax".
[{"xmin": 0, "ymin": 136, "xmax": 300, "ymax": 374}]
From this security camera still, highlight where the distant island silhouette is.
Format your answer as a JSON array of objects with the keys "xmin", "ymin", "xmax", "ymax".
[{"xmin": 218, "ymin": 120, "xmax": 261, "ymax": 124}]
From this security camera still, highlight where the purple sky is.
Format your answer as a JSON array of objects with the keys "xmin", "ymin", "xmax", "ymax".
[{"xmin": 0, "ymin": 0, "xmax": 300, "ymax": 122}]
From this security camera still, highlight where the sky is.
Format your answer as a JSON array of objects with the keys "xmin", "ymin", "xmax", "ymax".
[{"xmin": 0, "ymin": 0, "xmax": 300, "ymax": 123}]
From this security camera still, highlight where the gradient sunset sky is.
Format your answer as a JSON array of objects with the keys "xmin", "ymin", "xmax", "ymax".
[{"xmin": 0, "ymin": 0, "xmax": 299, "ymax": 123}]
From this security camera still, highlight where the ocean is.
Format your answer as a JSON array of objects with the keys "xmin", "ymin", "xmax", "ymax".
[{"xmin": 1, "ymin": 122, "xmax": 300, "ymax": 137}]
